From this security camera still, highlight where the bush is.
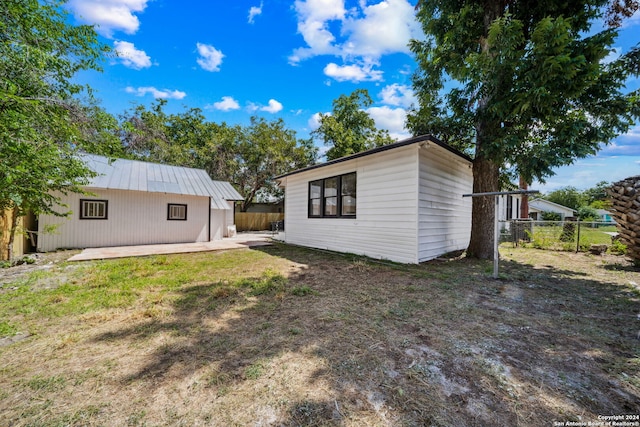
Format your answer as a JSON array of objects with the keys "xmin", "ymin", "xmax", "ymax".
[
  {"xmin": 577, "ymin": 206, "xmax": 598, "ymax": 221},
  {"xmin": 541, "ymin": 211, "xmax": 561, "ymax": 221}
]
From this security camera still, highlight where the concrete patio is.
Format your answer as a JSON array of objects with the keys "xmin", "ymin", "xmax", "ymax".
[{"xmin": 67, "ymin": 232, "xmax": 273, "ymax": 261}]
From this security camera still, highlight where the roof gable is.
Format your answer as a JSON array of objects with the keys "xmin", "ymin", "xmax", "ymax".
[
  {"xmin": 529, "ymin": 198, "xmax": 576, "ymax": 214},
  {"xmin": 275, "ymin": 134, "xmax": 472, "ymax": 180},
  {"xmin": 81, "ymin": 154, "xmax": 243, "ymax": 209}
]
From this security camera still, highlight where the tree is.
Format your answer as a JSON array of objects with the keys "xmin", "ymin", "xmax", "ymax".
[
  {"xmin": 313, "ymin": 89, "xmax": 394, "ymax": 160},
  {"xmin": 0, "ymin": 0, "xmax": 112, "ymax": 260},
  {"xmin": 408, "ymin": 0, "xmax": 640, "ymax": 259},
  {"xmin": 121, "ymin": 104, "xmax": 317, "ymax": 211},
  {"xmin": 544, "ymin": 187, "xmax": 585, "ymax": 211},
  {"xmin": 233, "ymin": 117, "xmax": 317, "ymax": 211},
  {"xmin": 583, "ymin": 181, "xmax": 611, "ymax": 206}
]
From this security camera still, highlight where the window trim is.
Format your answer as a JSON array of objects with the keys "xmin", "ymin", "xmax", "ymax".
[
  {"xmin": 167, "ymin": 203, "xmax": 188, "ymax": 221},
  {"xmin": 308, "ymin": 172, "xmax": 356, "ymax": 219},
  {"xmin": 79, "ymin": 199, "xmax": 108, "ymax": 220}
]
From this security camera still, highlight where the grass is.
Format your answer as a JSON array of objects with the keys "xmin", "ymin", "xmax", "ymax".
[
  {"xmin": 516, "ymin": 224, "xmax": 618, "ymax": 252},
  {"xmin": 0, "ymin": 244, "xmax": 639, "ymax": 426}
]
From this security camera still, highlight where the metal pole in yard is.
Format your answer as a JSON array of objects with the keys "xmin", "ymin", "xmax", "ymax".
[
  {"xmin": 494, "ymin": 195, "xmax": 500, "ymax": 279},
  {"xmin": 463, "ymin": 189, "xmax": 540, "ymax": 280},
  {"xmin": 576, "ymin": 219, "xmax": 581, "ymax": 253}
]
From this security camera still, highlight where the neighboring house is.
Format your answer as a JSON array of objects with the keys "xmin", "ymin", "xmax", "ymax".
[
  {"xmin": 595, "ymin": 208, "xmax": 615, "ymax": 223},
  {"xmin": 275, "ymin": 135, "xmax": 473, "ymax": 264},
  {"xmin": 37, "ymin": 154, "xmax": 243, "ymax": 252},
  {"xmin": 528, "ymin": 198, "xmax": 576, "ymax": 220}
]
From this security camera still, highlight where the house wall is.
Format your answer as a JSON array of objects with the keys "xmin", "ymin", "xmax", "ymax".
[
  {"xmin": 281, "ymin": 145, "xmax": 419, "ymax": 263},
  {"xmin": 417, "ymin": 145, "xmax": 473, "ymax": 262},
  {"xmin": 38, "ymin": 189, "xmax": 211, "ymax": 252},
  {"xmin": 225, "ymin": 201, "xmax": 235, "ymax": 236}
]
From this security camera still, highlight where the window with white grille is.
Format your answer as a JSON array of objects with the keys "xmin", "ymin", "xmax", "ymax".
[
  {"xmin": 80, "ymin": 199, "xmax": 108, "ymax": 220},
  {"xmin": 168, "ymin": 204, "xmax": 187, "ymax": 220}
]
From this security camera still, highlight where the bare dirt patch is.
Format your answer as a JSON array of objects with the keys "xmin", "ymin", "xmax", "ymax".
[{"xmin": 0, "ymin": 245, "xmax": 638, "ymax": 426}]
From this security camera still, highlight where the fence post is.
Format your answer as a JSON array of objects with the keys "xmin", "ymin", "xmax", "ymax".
[{"xmin": 576, "ymin": 219, "xmax": 581, "ymax": 253}]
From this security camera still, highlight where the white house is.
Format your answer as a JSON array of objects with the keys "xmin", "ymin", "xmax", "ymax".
[
  {"xmin": 275, "ymin": 135, "xmax": 474, "ymax": 264},
  {"xmin": 528, "ymin": 198, "xmax": 576, "ymax": 220},
  {"xmin": 37, "ymin": 154, "xmax": 243, "ymax": 252}
]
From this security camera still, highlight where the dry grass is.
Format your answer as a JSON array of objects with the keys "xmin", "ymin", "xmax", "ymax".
[{"xmin": 0, "ymin": 244, "xmax": 639, "ymax": 426}]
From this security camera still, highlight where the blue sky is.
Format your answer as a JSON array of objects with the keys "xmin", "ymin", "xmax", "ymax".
[{"xmin": 68, "ymin": 0, "xmax": 640, "ymax": 193}]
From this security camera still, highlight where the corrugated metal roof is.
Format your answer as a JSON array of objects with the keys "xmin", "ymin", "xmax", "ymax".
[{"xmin": 81, "ymin": 154, "xmax": 243, "ymax": 210}]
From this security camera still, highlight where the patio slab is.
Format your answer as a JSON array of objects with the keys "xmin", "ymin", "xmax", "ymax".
[{"xmin": 67, "ymin": 232, "xmax": 273, "ymax": 261}]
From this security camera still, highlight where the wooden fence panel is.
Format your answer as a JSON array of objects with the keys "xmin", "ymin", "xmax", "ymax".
[{"xmin": 235, "ymin": 213, "xmax": 284, "ymax": 232}]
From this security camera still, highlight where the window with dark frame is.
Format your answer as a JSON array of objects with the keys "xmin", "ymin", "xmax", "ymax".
[
  {"xmin": 168, "ymin": 203, "xmax": 187, "ymax": 221},
  {"xmin": 80, "ymin": 199, "xmax": 108, "ymax": 220},
  {"xmin": 308, "ymin": 172, "xmax": 356, "ymax": 218}
]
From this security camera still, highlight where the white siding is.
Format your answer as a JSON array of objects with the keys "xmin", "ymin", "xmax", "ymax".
[
  {"xmin": 210, "ymin": 208, "xmax": 225, "ymax": 240},
  {"xmin": 38, "ymin": 189, "xmax": 211, "ymax": 252},
  {"xmin": 282, "ymin": 145, "xmax": 419, "ymax": 263},
  {"xmin": 418, "ymin": 145, "xmax": 473, "ymax": 262}
]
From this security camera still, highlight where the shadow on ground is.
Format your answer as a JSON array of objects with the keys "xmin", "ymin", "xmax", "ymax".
[{"xmin": 81, "ymin": 244, "xmax": 640, "ymax": 426}]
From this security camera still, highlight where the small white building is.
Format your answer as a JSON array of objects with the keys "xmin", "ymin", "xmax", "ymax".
[
  {"xmin": 528, "ymin": 198, "xmax": 576, "ymax": 220},
  {"xmin": 275, "ymin": 135, "xmax": 474, "ymax": 264},
  {"xmin": 37, "ymin": 155, "xmax": 243, "ymax": 252}
]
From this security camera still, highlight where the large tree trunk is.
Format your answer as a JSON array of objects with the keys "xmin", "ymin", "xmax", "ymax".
[
  {"xmin": 466, "ymin": 1, "xmax": 504, "ymax": 259},
  {"xmin": 467, "ymin": 156, "xmax": 500, "ymax": 259}
]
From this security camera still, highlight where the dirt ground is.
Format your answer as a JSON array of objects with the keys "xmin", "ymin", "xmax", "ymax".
[{"xmin": 0, "ymin": 245, "xmax": 639, "ymax": 426}]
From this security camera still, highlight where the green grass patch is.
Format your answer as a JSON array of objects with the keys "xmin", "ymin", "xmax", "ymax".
[
  {"xmin": 0, "ymin": 249, "xmax": 288, "ymax": 328},
  {"xmin": 0, "ymin": 320, "xmax": 18, "ymax": 337}
]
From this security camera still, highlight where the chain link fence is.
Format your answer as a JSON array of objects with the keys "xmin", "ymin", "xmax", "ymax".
[{"xmin": 499, "ymin": 220, "xmax": 623, "ymax": 253}]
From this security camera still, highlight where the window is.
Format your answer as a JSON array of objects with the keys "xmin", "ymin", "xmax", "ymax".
[
  {"xmin": 168, "ymin": 204, "xmax": 187, "ymax": 220},
  {"xmin": 80, "ymin": 199, "xmax": 108, "ymax": 220},
  {"xmin": 308, "ymin": 172, "xmax": 356, "ymax": 218}
]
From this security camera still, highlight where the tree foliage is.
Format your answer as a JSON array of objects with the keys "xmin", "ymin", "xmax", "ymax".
[
  {"xmin": 544, "ymin": 186, "xmax": 585, "ymax": 211},
  {"xmin": 543, "ymin": 181, "xmax": 614, "ymax": 211},
  {"xmin": 313, "ymin": 89, "xmax": 394, "ymax": 160},
  {"xmin": 120, "ymin": 102, "xmax": 317, "ymax": 211},
  {"xmin": 0, "ymin": 0, "xmax": 116, "ymax": 259},
  {"xmin": 409, "ymin": 0, "xmax": 640, "ymax": 258}
]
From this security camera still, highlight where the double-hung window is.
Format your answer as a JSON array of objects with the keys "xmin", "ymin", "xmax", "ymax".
[
  {"xmin": 80, "ymin": 199, "xmax": 108, "ymax": 220},
  {"xmin": 308, "ymin": 172, "xmax": 356, "ymax": 218},
  {"xmin": 168, "ymin": 204, "xmax": 187, "ymax": 221}
]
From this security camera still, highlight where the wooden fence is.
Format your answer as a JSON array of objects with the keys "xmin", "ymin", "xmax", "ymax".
[
  {"xmin": 1, "ymin": 209, "xmax": 34, "ymax": 260},
  {"xmin": 235, "ymin": 212, "xmax": 284, "ymax": 232}
]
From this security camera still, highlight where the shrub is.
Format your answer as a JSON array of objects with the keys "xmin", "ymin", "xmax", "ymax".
[{"xmin": 541, "ymin": 211, "xmax": 561, "ymax": 221}]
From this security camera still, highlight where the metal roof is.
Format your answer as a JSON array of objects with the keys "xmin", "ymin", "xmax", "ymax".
[{"xmin": 81, "ymin": 154, "xmax": 243, "ymax": 210}]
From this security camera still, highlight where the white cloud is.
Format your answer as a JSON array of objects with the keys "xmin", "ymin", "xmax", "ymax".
[
  {"xmin": 209, "ymin": 96, "xmax": 241, "ymax": 111},
  {"xmin": 289, "ymin": 0, "xmax": 420, "ymax": 65},
  {"xmin": 113, "ymin": 41, "xmax": 151, "ymax": 69},
  {"xmin": 125, "ymin": 86, "xmax": 186, "ymax": 99},
  {"xmin": 341, "ymin": 0, "xmax": 421, "ymax": 58},
  {"xmin": 196, "ymin": 43, "xmax": 224, "ymax": 72},
  {"xmin": 366, "ymin": 105, "xmax": 410, "ymax": 140},
  {"xmin": 248, "ymin": 2, "xmax": 263, "ymax": 24},
  {"xmin": 621, "ymin": 7, "xmax": 640, "ymax": 28},
  {"xmin": 289, "ymin": 0, "xmax": 346, "ymax": 63},
  {"xmin": 602, "ymin": 47, "xmax": 621, "ymax": 64},
  {"xmin": 379, "ymin": 84, "xmax": 416, "ymax": 108},
  {"xmin": 261, "ymin": 99, "xmax": 284, "ymax": 113},
  {"xmin": 323, "ymin": 62, "xmax": 383, "ymax": 82},
  {"xmin": 68, "ymin": 0, "xmax": 148, "ymax": 37},
  {"xmin": 599, "ymin": 126, "xmax": 640, "ymax": 156},
  {"xmin": 308, "ymin": 112, "xmax": 324, "ymax": 131}
]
